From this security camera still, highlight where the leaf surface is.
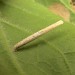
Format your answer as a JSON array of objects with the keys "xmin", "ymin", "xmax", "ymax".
[{"xmin": 0, "ymin": 0, "xmax": 75, "ymax": 75}]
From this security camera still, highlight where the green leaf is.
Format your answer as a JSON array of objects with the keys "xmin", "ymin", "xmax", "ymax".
[{"xmin": 0, "ymin": 0, "xmax": 75, "ymax": 75}]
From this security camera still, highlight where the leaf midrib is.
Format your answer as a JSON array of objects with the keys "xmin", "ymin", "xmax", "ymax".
[{"xmin": 0, "ymin": 26, "xmax": 27, "ymax": 75}]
